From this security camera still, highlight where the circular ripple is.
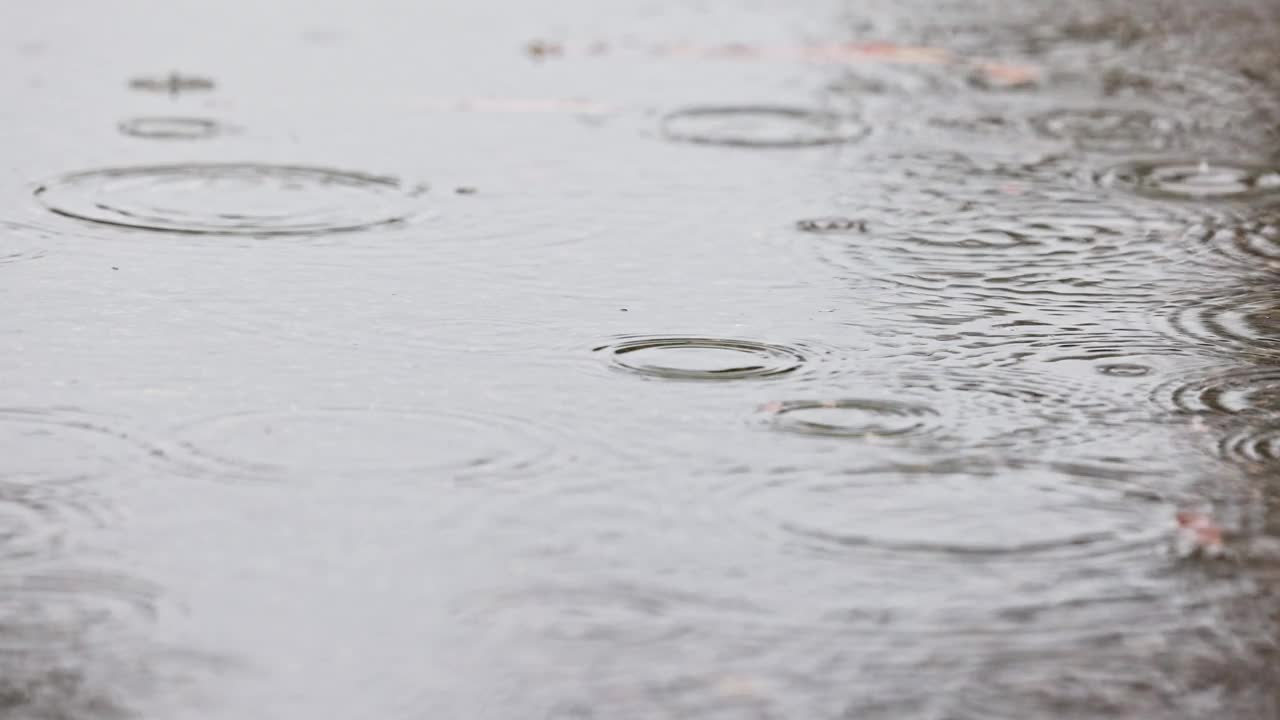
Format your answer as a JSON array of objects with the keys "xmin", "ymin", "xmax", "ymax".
[
  {"xmin": 734, "ymin": 462, "xmax": 1164, "ymax": 561},
  {"xmin": 0, "ymin": 409, "xmax": 158, "ymax": 484},
  {"xmin": 1097, "ymin": 159, "xmax": 1280, "ymax": 201},
  {"xmin": 117, "ymin": 116, "xmax": 225, "ymax": 140},
  {"xmin": 0, "ymin": 482, "xmax": 107, "ymax": 562},
  {"xmin": 1097, "ymin": 363, "xmax": 1152, "ymax": 378},
  {"xmin": 1030, "ymin": 107, "xmax": 1178, "ymax": 152},
  {"xmin": 1152, "ymin": 295, "xmax": 1280, "ymax": 357},
  {"xmin": 803, "ymin": 193, "xmax": 1201, "ymax": 305},
  {"xmin": 598, "ymin": 337, "xmax": 806, "ymax": 380},
  {"xmin": 1183, "ymin": 217, "xmax": 1280, "ymax": 272},
  {"xmin": 762, "ymin": 399, "xmax": 940, "ymax": 438},
  {"xmin": 0, "ymin": 567, "xmax": 159, "ymax": 653},
  {"xmin": 1219, "ymin": 424, "xmax": 1280, "ymax": 465},
  {"xmin": 0, "ymin": 410, "xmax": 144, "ymax": 560},
  {"xmin": 34, "ymin": 164, "xmax": 426, "ymax": 235},
  {"xmin": 0, "ymin": 221, "xmax": 59, "ymax": 265},
  {"xmin": 171, "ymin": 407, "xmax": 558, "ymax": 482},
  {"xmin": 660, "ymin": 106, "xmax": 868, "ymax": 148},
  {"xmin": 757, "ymin": 368, "xmax": 1103, "ymax": 450},
  {"xmin": 1155, "ymin": 368, "xmax": 1280, "ymax": 415}
]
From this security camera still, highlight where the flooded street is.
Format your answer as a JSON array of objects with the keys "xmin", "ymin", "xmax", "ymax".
[{"xmin": 5, "ymin": 0, "xmax": 1280, "ymax": 717}]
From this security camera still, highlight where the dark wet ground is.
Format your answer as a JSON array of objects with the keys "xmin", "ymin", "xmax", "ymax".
[{"xmin": 5, "ymin": 0, "xmax": 1280, "ymax": 717}]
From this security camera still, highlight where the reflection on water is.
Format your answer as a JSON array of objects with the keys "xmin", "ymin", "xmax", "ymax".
[{"xmin": 5, "ymin": 0, "xmax": 1280, "ymax": 717}]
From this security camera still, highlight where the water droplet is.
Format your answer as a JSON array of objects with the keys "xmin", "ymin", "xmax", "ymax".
[
  {"xmin": 117, "ymin": 116, "xmax": 227, "ymax": 141},
  {"xmin": 1098, "ymin": 159, "xmax": 1280, "ymax": 200},
  {"xmin": 661, "ymin": 106, "xmax": 868, "ymax": 148},
  {"xmin": 127, "ymin": 72, "xmax": 215, "ymax": 94},
  {"xmin": 599, "ymin": 337, "xmax": 806, "ymax": 380},
  {"xmin": 1096, "ymin": 363, "xmax": 1152, "ymax": 377},
  {"xmin": 1030, "ymin": 107, "xmax": 1177, "ymax": 152},
  {"xmin": 795, "ymin": 217, "xmax": 866, "ymax": 234},
  {"xmin": 762, "ymin": 399, "xmax": 939, "ymax": 438},
  {"xmin": 34, "ymin": 164, "xmax": 426, "ymax": 235}
]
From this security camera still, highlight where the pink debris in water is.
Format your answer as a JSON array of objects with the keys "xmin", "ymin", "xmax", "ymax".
[
  {"xmin": 1175, "ymin": 510, "xmax": 1226, "ymax": 558},
  {"xmin": 759, "ymin": 401, "xmax": 785, "ymax": 414},
  {"xmin": 971, "ymin": 60, "xmax": 1042, "ymax": 89}
]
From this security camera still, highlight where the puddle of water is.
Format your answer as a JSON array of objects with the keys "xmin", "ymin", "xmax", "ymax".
[{"xmin": 6, "ymin": 0, "xmax": 1280, "ymax": 717}]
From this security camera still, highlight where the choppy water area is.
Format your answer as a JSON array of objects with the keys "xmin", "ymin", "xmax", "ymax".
[{"xmin": 4, "ymin": 0, "xmax": 1280, "ymax": 717}]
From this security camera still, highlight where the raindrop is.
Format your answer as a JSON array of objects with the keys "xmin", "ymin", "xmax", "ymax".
[
  {"xmin": 34, "ymin": 164, "xmax": 426, "ymax": 235},
  {"xmin": 1097, "ymin": 159, "xmax": 1280, "ymax": 200},
  {"xmin": 127, "ymin": 72, "xmax": 215, "ymax": 95},
  {"xmin": 1096, "ymin": 363, "xmax": 1152, "ymax": 377},
  {"xmin": 1030, "ymin": 107, "xmax": 1178, "ymax": 152},
  {"xmin": 597, "ymin": 337, "xmax": 806, "ymax": 380},
  {"xmin": 117, "ymin": 116, "xmax": 226, "ymax": 141},
  {"xmin": 761, "ymin": 399, "xmax": 939, "ymax": 438},
  {"xmin": 660, "ymin": 106, "xmax": 868, "ymax": 148},
  {"xmin": 795, "ymin": 217, "xmax": 866, "ymax": 234}
]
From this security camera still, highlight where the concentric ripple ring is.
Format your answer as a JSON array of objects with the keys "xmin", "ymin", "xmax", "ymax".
[
  {"xmin": 1097, "ymin": 159, "xmax": 1280, "ymax": 200},
  {"xmin": 601, "ymin": 337, "xmax": 806, "ymax": 380},
  {"xmin": 660, "ymin": 106, "xmax": 869, "ymax": 148},
  {"xmin": 34, "ymin": 164, "xmax": 426, "ymax": 235},
  {"xmin": 762, "ymin": 399, "xmax": 940, "ymax": 438}
]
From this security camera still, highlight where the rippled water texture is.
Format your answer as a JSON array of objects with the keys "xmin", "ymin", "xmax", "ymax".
[{"xmin": 6, "ymin": 0, "xmax": 1280, "ymax": 718}]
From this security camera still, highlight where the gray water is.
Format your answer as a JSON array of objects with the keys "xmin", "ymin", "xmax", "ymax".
[{"xmin": 4, "ymin": 0, "xmax": 1280, "ymax": 718}]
